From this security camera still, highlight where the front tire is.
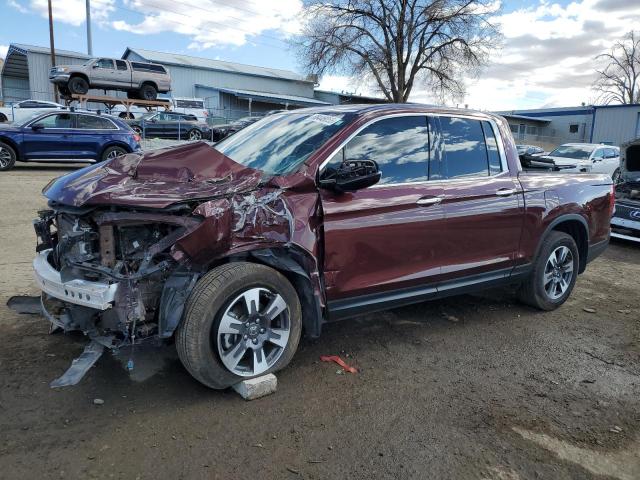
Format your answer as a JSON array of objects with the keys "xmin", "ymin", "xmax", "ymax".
[
  {"xmin": 0, "ymin": 141, "xmax": 17, "ymax": 171},
  {"xmin": 517, "ymin": 231, "xmax": 579, "ymax": 310},
  {"xmin": 612, "ymin": 167, "xmax": 622, "ymax": 184},
  {"xmin": 188, "ymin": 129, "xmax": 202, "ymax": 141},
  {"xmin": 0, "ymin": 113, "xmax": 8, "ymax": 123},
  {"xmin": 176, "ymin": 263, "xmax": 302, "ymax": 389}
]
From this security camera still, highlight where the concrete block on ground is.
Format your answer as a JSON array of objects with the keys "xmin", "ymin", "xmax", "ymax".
[{"xmin": 232, "ymin": 373, "xmax": 277, "ymax": 400}]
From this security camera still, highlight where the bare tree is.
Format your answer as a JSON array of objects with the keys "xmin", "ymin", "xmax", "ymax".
[
  {"xmin": 295, "ymin": 0, "xmax": 500, "ymax": 103},
  {"xmin": 593, "ymin": 31, "xmax": 640, "ymax": 105}
]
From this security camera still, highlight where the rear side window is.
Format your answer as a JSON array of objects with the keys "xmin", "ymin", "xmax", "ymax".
[
  {"xmin": 115, "ymin": 60, "xmax": 128, "ymax": 71},
  {"xmin": 77, "ymin": 115, "xmax": 117, "ymax": 130},
  {"xmin": 440, "ymin": 117, "xmax": 493, "ymax": 178},
  {"xmin": 131, "ymin": 62, "xmax": 167, "ymax": 73},
  {"xmin": 342, "ymin": 116, "xmax": 429, "ymax": 184}
]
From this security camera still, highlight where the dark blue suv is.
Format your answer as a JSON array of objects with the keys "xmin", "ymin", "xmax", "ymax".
[{"xmin": 0, "ymin": 111, "xmax": 141, "ymax": 171}]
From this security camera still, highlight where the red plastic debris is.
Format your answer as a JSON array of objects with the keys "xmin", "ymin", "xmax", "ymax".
[{"xmin": 320, "ymin": 355, "xmax": 358, "ymax": 373}]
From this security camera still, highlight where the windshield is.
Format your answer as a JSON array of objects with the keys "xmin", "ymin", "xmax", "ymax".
[
  {"xmin": 215, "ymin": 112, "xmax": 355, "ymax": 175},
  {"xmin": 82, "ymin": 59, "xmax": 94, "ymax": 66},
  {"xmin": 548, "ymin": 145, "xmax": 594, "ymax": 159},
  {"xmin": 141, "ymin": 113, "xmax": 156, "ymax": 120}
]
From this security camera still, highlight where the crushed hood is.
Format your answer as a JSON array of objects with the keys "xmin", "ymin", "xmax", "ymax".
[{"xmin": 43, "ymin": 142, "xmax": 263, "ymax": 209}]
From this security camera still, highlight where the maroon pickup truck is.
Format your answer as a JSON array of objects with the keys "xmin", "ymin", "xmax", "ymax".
[{"xmin": 33, "ymin": 105, "xmax": 614, "ymax": 389}]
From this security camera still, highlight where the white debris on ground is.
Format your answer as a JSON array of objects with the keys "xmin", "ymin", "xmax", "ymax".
[{"xmin": 232, "ymin": 374, "xmax": 278, "ymax": 400}]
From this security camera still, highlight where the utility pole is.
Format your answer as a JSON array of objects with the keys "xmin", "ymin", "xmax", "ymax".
[
  {"xmin": 86, "ymin": 0, "xmax": 93, "ymax": 56},
  {"xmin": 47, "ymin": 0, "xmax": 58, "ymax": 102}
]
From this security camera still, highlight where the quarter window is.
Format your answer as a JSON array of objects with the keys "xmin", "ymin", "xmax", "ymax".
[
  {"xmin": 440, "ymin": 117, "xmax": 491, "ymax": 178},
  {"xmin": 339, "ymin": 116, "xmax": 429, "ymax": 184},
  {"xmin": 77, "ymin": 115, "xmax": 117, "ymax": 130},
  {"xmin": 482, "ymin": 121, "xmax": 503, "ymax": 175}
]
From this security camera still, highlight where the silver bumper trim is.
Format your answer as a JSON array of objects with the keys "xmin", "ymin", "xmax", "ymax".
[{"xmin": 33, "ymin": 249, "xmax": 118, "ymax": 310}]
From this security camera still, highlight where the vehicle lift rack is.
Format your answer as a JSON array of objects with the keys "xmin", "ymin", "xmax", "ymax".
[{"xmin": 61, "ymin": 94, "xmax": 171, "ymax": 116}]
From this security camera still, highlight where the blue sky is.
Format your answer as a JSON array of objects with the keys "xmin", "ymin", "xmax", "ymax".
[{"xmin": 2, "ymin": 0, "xmax": 639, "ymax": 109}]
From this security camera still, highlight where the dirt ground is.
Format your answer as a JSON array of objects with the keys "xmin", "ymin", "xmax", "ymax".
[{"xmin": 0, "ymin": 163, "xmax": 639, "ymax": 480}]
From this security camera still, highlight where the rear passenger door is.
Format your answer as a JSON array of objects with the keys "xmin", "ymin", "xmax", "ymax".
[
  {"xmin": 435, "ymin": 116, "xmax": 524, "ymax": 285},
  {"xmin": 74, "ymin": 114, "xmax": 119, "ymax": 160},
  {"xmin": 320, "ymin": 115, "xmax": 446, "ymax": 309}
]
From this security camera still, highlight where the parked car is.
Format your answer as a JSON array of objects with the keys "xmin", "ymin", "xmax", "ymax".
[
  {"xmin": 49, "ymin": 57, "xmax": 171, "ymax": 100},
  {"xmin": 126, "ymin": 111, "xmax": 211, "ymax": 140},
  {"xmin": 32, "ymin": 104, "xmax": 613, "ymax": 389},
  {"xmin": 516, "ymin": 144, "xmax": 546, "ymax": 168},
  {"xmin": 210, "ymin": 115, "xmax": 263, "ymax": 141},
  {"xmin": 0, "ymin": 99, "xmax": 66, "ymax": 124},
  {"xmin": 110, "ymin": 97, "xmax": 208, "ymax": 122},
  {"xmin": 528, "ymin": 143, "xmax": 620, "ymax": 179},
  {"xmin": 0, "ymin": 111, "xmax": 141, "ymax": 171},
  {"xmin": 611, "ymin": 137, "xmax": 640, "ymax": 242}
]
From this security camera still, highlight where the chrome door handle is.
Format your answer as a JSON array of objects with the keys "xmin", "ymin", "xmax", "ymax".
[
  {"xmin": 495, "ymin": 188, "xmax": 516, "ymax": 197},
  {"xmin": 416, "ymin": 196, "xmax": 444, "ymax": 206}
]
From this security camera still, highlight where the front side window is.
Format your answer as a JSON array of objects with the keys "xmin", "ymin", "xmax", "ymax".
[
  {"xmin": 604, "ymin": 148, "xmax": 618, "ymax": 158},
  {"xmin": 592, "ymin": 148, "xmax": 606, "ymax": 159},
  {"xmin": 31, "ymin": 113, "xmax": 73, "ymax": 129},
  {"xmin": 440, "ymin": 117, "xmax": 490, "ymax": 178},
  {"xmin": 95, "ymin": 58, "xmax": 114, "ymax": 69},
  {"xmin": 76, "ymin": 115, "xmax": 116, "ymax": 130},
  {"xmin": 335, "ymin": 116, "xmax": 429, "ymax": 185}
]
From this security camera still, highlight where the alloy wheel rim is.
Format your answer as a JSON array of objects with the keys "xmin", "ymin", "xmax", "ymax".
[
  {"xmin": 190, "ymin": 130, "xmax": 202, "ymax": 140},
  {"xmin": 0, "ymin": 146, "xmax": 11, "ymax": 167},
  {"xmin": 107, "ymin": 149, "xmax": 124, "ymax": 159},
  {"xmin": 543, "ymin": 246, "xmax": 574, "ymax": 300},
  {"xmin": 216, "ymin": 287, "xmax": 290, "ymax": 377}
]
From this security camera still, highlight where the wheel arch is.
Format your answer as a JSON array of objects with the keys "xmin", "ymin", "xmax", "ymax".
[
  {"xmin": 0, "ymin": 136, "xmax": 21, "ymax": 160},
  {"xmin": 537, "ymin": 214, "xmax": 589, "ymax": 274},
  {"xmin": 140, "ymin": 80, "xmax": 158, "ymax": 90},
  {"xmin": 69, "ymin": 72, "xmax": 89, "ymax": 83}
]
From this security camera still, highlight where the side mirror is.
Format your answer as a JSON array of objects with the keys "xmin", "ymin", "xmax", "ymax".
[
  {"xmin": 92, "ymin": 64, "xmax": 99, "ymax": 69},
  {"xmin": 320, "ymin": 159, "xmax": 381, "ymax": 193}
]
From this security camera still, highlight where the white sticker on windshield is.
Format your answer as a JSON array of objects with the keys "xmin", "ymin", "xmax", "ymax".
[{"xmin": 309, "ymin": 113, "xmax": 342, "ymax": 125}]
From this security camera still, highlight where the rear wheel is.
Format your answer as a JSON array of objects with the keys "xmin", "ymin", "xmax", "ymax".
[
  {"xmin": 0, "ymin": 141, "xmax": 17, "ymax": 171},
  {"xmin": 68, "ymin": 76, "xmax": 89, "ymax": 95},
  {"xmin": 188, "ymin": 129, "xmax": 202, "ymax": 141},
  {"xmin": 131, "ymin": 125, "xmax": 143, "ymax": 135},
  {"xmin": 101, "ymin": 145, "xmax": 128, "ymax": 162},
  {"xmin": 176, "ymin": 263, "xmax": 302, "ymax": 389},
  {"xmin": 517, "ymin": 231, "xmax": 579, "ymax": 310},
  {"xmin": 0, "ymin": 113, "xmax": 8, "ymax": 123},
  {"xmin": 139, "ymin": 84, "xmax": 157, "ymax": 101},
  {"xmin": 127, "ymin": 90, "xmax": 139, "ymax": 100}
]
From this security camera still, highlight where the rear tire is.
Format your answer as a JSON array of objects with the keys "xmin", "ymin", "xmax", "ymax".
[
  {"xmin": 612, "ymin": 168, "xmax": 621, "ymax": 184},
  {"xmin": 0, "ymin": 141, "xmax": 17, "ymax": 171},
  {"xmin": 188, "ymin": 129, "xmax": 202, "ymax": 141},
  {"xmin": 517, "ymin": 231, "xmax": 579, "ymax": 310},
  {"xmin": 0, "ymin": 113, "xmax": 8, "ymax": 123},
  {"xmin": 68, "ymin": 76, "xmax": 89, "ymax": 95},
  {"xmin": 127, "ymin": 90, "xmax": 139, "ymax": 100},
  {"xmin": 139, "ymin": 84, "xmax": 157, "ymax": 101},
  {"xmin": 176, "ymin": 263, "xmax": 302, "ymax": 389},
  {"xmin": 101, "ymin": 145, "xmax": 128, "ymax": 162}
]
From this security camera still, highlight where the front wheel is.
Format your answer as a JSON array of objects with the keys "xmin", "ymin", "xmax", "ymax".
[
  {"xmin": 0, "ymin": 141, "xmax": 17, "ymax": 171},
  {"xmin": 517, "ymin": 231, "xmax": 579, "ymax": 310},
  {"xmin": 68, "ymin": 76, "xmax": 89, "ymax": 95},
  {"xmin": 176, "ymin": 263, "xmax": 302, "ymax": 389},
  {"xmin": 612, "ymin": 167, "xmax": 622, "ymax": 184}
]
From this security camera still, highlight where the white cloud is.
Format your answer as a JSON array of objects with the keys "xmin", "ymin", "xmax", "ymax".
[
  {"xmin": 0, "ymin": 45, "xmax": 9, "ymax": 60},
  {"xmin": 113, "ymin": 0, "xmax": 303, "ymax": 49},
  {"xmin": 8, "ymin": 0, "xmax": 115, "ymax": 26}
]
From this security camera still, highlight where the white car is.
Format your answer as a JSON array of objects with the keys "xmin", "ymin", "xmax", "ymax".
[
  {"xmin": 528, "ymin": 143, "xmax": 621, "ymax": 180},
  {"xmin": 0, "ymin": 99, "xmax": 66, "ymax": 123}
]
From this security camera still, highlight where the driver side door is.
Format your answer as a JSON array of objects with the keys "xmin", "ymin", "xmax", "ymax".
[
  {"xmin": 22, "ymin": 113, "xmax": 77, "ymax": 159},
  {"xmin": 320, "ymin": 115, "xmax": 446, "ymax": 319}
]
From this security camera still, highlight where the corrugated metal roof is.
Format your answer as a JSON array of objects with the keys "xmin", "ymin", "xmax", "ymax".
[
  {"xmin": 195, "ymin": 84, "xmax": 329, "ymax": 106},
  {"xmin": 9, "ymin": 43, "xmax": 91, "ymax": 59},
  {"xmin": 125, "ymin": 47, "xmax": 309, "ymax": 83}
]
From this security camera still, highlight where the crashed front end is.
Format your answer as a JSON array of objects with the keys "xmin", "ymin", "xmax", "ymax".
[
  {"xmin": 612, "ymin": 139, "xmax": 640, "ymax": 243},
  {"xmin": 33, "ymin": 206, "xmax": 202, "ymax": 348},
  {"xmin": 31, "ymin": 143, "xmax": 322, "ymax": 386}
]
